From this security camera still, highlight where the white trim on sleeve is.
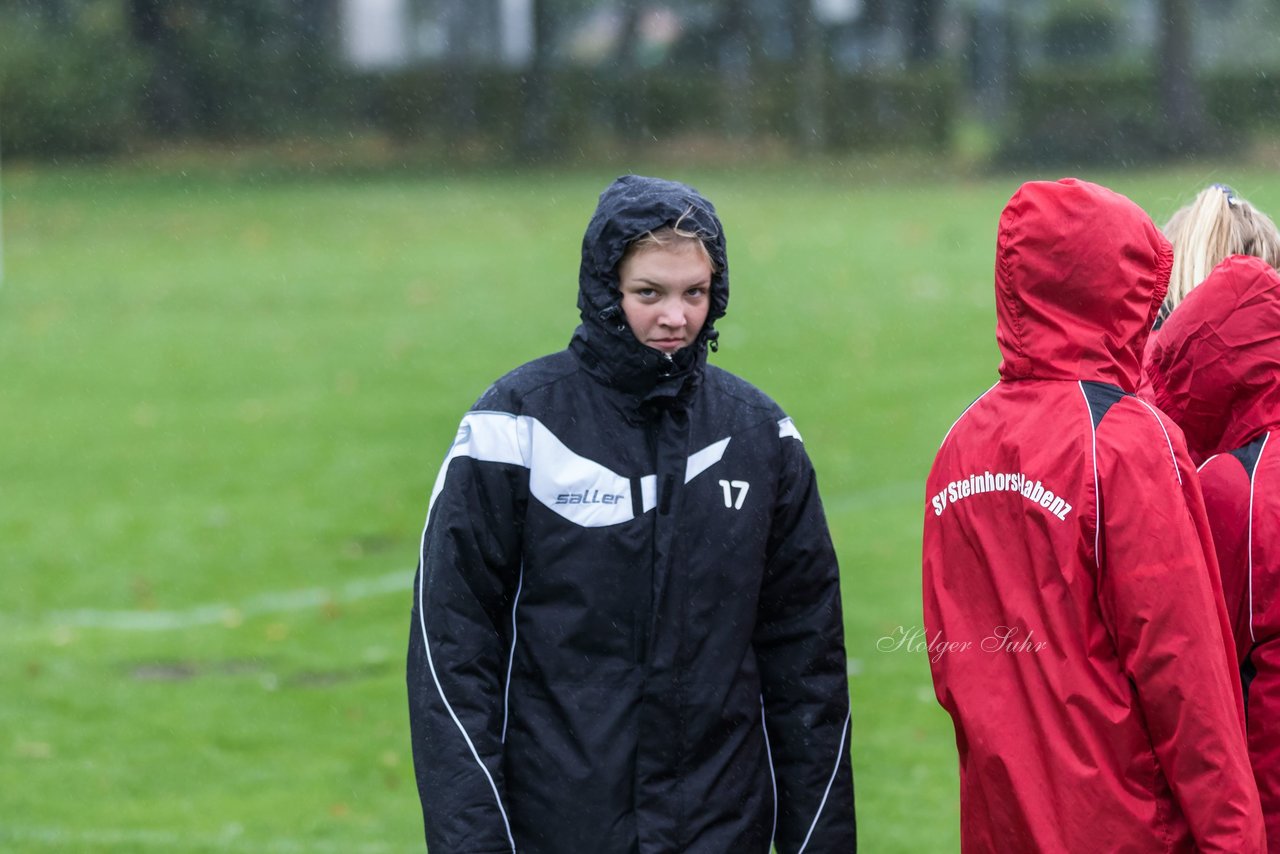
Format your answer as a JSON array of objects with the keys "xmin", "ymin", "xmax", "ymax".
[
  {"xmin": 1131, "ymin": 396, "xmax": 1183, "ymax": 486},
  {"xmin": 796, "ymin": 707, "xmax": 851, "ymax": 854},
  {"xmin": 1078, "ymin": 383, "xmax": 1102, "ymax": 570},
  {"xmin": 1248, "ymin": 433, "xmax": 1270, "ymax": 643}
]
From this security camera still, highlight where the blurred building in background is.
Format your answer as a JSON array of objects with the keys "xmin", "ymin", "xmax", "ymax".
[{"xmin": 340, "ymin": 0, "xmax": 533, "ymax": 69}]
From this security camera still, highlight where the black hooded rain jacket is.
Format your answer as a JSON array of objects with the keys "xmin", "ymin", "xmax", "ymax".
[{"xmin": 407, "ymin": 175, "xmax": 856, "ymax": 853}]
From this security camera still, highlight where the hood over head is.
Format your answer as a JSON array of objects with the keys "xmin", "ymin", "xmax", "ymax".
[
  {"xmin": 571, "ymin": 175, "xmax": 728, "ymax": 404},
  {"xmin": 995, "ymin": 178, "xmax": 1172, "ymax": 392},
  {"xmin": 1143, "ymin": 254, "xmax": 1280, "ymax": 463}
]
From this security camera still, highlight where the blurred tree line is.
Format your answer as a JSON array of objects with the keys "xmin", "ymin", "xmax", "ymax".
[
  {"xmin": 0, "ymin": 0, "xmax": 1277, "ymax": 164},
  {"xmin": 0, "ymin": 0, "xmax": 344, "ymax": 153}
]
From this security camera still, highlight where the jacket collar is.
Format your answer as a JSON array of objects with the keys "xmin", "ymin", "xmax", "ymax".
[{"xmin": 569, "ymin": 323, "xmax": 704, "ymax": 419}]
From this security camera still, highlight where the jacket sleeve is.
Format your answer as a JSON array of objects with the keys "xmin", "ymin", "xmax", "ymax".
[
  {"xmin": 406, "ymin": 413, "xmax": 527, "ymax": 854},
  {"xmin": 753, "ymin": 426, "xmax": 856, "ymax": 854},
  {"xmin": 1096, "ymin": 408, "xmax": 1263, "ymax": 853}
]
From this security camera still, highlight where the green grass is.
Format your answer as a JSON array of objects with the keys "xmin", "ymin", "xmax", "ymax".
[{"xmin": 4, "ymin": 157, "xmax": 1279, "ymax": 852}]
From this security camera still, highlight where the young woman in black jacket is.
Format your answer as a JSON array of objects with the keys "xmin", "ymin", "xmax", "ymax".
[{"xmin": 407, "ymin": 175, "xmax": 856, "ymax": 854}]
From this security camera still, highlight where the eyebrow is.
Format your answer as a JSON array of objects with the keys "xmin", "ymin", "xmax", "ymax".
[{"xmin": 629, "ymin": 277, "xmax": 710, "ymax": 288}]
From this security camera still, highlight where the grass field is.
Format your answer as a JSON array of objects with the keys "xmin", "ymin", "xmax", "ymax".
[{"xmin": 3, "ymin": 156, "xmax": 1277, "ymax": 852}]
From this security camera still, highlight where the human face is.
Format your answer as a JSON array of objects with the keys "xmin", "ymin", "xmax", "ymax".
[{"xmin": 617, "ymin": 241, "xmax": 712, "ymax": 355}]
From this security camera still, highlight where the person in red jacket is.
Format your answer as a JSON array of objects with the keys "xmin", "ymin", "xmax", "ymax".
[
  {"xmin": 922, "ymin": 177, "xmax": 1264, "ymax": 852},
  {"xmin": 1142, "ymin": 254, "xmax": 1280, "ymax": 850}
]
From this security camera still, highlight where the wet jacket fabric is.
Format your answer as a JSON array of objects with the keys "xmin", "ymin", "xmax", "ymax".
[
  {"xmin": 407, "ymin": 176, "xmax": 855, "ymax": 854},
  {"xmin": 922, "ymin": 178, "xmax": 1264, "ymax": 853},
  {"xmin": 1141, "ymin": 254, "xmax": 1280, "ymax": 851}
]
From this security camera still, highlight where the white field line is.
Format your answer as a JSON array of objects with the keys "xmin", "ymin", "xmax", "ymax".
[
  {"xmin": 5, "ymin": 480, "xmax": 922, "ymax": 637},
  {"xmin": 11, "ymin": 570, "xmax": 410, "ymax": 633},
  {"xmin": 0, "ymin": 823, "xmax": 397, "ymax": 853}
]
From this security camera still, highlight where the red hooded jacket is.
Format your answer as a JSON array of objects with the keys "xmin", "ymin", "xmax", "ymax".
[
  {"xmin": 1142, "ymin": 254, "xmax": 1280, "ymax": 851},
  {"xmin": 923, "ymin": 179, "xmax": 1263, "ymax": 852}
]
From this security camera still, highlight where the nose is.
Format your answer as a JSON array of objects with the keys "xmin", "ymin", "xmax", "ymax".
[{"xmin": 658, "ymin": 298, "xmax": 687, "ymax": 329}]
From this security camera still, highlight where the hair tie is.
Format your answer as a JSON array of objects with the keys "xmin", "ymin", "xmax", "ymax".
[{"xmin": 1212, "ymin": 183, "xmax": 1240, "ymax": 207}]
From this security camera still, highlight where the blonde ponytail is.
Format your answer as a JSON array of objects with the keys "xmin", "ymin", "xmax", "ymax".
[{"xmin": 1163, "ymin": 184, "xmax": 1280, "ymax": 312}]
